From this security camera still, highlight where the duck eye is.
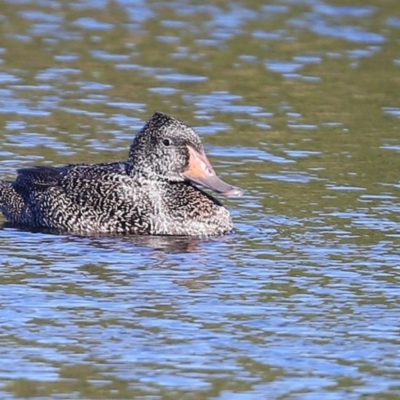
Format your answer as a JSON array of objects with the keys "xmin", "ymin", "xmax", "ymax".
[{"xmin": 162, "ymin": 138, "xmax": 172, "ymax": 147}]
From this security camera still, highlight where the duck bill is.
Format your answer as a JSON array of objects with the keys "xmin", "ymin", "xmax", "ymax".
[{"xmin": 183, "ymin": 146, "xmax": 242, "ymax": 196}]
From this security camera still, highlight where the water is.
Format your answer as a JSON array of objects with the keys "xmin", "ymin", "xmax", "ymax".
[{"xmin": 0, "ymin": 0, "xmax": 400, "ymax": 398}]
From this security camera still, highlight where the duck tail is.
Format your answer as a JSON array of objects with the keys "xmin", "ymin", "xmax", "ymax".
[
  {"xmin": 0, "ymin": 180, "xmax": 25, "ymax": 223},
  {"xmin": 0, "ymin": 180, "xmax": 10, "ymax": 205}
]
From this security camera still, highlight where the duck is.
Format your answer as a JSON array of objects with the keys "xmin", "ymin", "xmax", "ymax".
[{"xmin": 0, "ymin": 112, "xmax": 242, "ymax": 236}]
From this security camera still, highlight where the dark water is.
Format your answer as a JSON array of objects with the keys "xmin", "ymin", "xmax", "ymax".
[{"xmin": 1, "ymin": 0, "xmax": 400, "ymax": 398}]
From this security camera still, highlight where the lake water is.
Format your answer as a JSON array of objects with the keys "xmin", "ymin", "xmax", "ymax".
[{"xmin": 0, "ymin": 0, "xmax": 400, "ymax": 398}]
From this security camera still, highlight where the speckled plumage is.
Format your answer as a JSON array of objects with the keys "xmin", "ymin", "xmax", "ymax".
[{"xmin": 0, "ymin": 112, "xmax": 242, "ymax": 236}]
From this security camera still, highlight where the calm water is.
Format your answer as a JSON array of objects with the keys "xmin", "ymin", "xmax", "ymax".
[{"xmin": 0, "ymin": 0, "xmax": 400, "ymax": 398}]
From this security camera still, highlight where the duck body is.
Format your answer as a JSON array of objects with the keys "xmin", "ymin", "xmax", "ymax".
[{"xmin": 0, "ymin": 113, "xmax": 241, "ymax": 236}]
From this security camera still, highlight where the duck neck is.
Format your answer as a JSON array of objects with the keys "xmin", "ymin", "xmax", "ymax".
[{"xmin": 126, "ymin": 142, "xmax": 153, "ymax": 178}]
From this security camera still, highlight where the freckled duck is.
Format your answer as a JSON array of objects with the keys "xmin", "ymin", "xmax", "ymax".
[{"xmin": 0, "ymin": 112, "xmax": 242, "ymax": 236}]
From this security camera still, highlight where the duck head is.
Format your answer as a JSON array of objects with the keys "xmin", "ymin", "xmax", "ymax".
[{"xmin": 127, "ymin": 112, "xmax": 242, "ymax": 196}]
